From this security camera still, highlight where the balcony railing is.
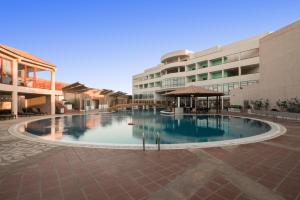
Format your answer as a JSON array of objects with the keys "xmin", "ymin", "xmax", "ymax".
[{"xmin": 18, "ymin": 78, "xmax": 63, "ymax": 91}]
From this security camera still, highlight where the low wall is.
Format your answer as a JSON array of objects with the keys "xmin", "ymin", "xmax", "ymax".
[{"xmin": 250, "ymin": 110, "xmax": 300, "ymax": 120}]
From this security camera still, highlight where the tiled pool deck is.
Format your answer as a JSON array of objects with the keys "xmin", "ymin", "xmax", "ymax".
[{"xmin": 0, "ymin": 113, "xmax": 300, "ymax": 200}]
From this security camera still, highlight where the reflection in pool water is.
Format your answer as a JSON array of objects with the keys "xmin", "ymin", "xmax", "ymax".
[{"xmin": 24, "ymin": 111, "xmax": 271, "ymax": 144}]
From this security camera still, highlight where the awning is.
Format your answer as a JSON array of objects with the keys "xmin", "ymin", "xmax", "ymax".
[
  {"xmin": 62, "ymin": 82, "xmax": 90, "ymax": 93},
  {"xmin": 99, "ymin": 89, "xmax": 113, "ymax": 95},
  {"xmin": 164, "ymin": 86, "xmax": 223, "ymax": 97},
  {"xmin": 109, "ymin": 91, "xmax": 127, "ymax": 97}
]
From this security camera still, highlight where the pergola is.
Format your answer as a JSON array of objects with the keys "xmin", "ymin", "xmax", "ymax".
[
  {"xmin": 109, "ymin": 91, "xmax": 128, "ymax": 105},
  {"xmin": 62, "ymin": 82, "xmax": 90, "ymax": 93},
  {"xmin": 164, "ymin": 86, "xmax": 224, "ymax": 113},
  {"xmin": 99, "ymin": 89, "xmax": 113, "ymax": 95}
]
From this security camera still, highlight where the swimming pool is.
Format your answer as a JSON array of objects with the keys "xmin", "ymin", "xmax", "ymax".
[{"xmin": 20, "ymin": 111, "xmax": 282, "ymax": 149}]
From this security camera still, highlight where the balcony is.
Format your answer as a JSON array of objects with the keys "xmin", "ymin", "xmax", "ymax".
[
  {"xmin": 17, "ymin": 64, "xmax": 56, "ymax": 90},
  {"xmin": 198, "ymin": 60, "xmax": 208, "ymax": 69},
  {"xmin": 197, "ymin": 73, "xmax": 208, "ymax": 81},
  {"xmin": 210, "ymin": 71, "xmax": 222, "ymax": 79},
  {"xmin": 209, "ymin": 58, "xmax": 222, "ymax": 66},
  {"xmin": 187, "ymin": 64, "xmax": 196, "ymax": 71}
]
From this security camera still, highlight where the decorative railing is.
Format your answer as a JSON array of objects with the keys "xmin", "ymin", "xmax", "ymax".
[
  {"xmin": 34, "ymin": 79, "xmax": 51, "ymax": 90},
  {"xmin": 108, "ymin": 100, "xmax": 169, "ymax": 111},
  {"xmin": 18, "ymin": 79, "xmax": 63, "ymax": 91}
]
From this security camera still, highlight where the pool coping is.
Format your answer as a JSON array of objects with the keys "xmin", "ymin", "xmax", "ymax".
[{"xmin": 8, "ymin": 113, "xmax": 287, "ymax": 150}]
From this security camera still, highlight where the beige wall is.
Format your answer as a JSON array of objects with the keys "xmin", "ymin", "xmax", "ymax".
[
  {"xmin": 231, "ymin": 20, "xmax": 300, "ymax": 108},
  {"xmin": 0, "ymin": 102, "xmax": 11, "ymax": 110}
]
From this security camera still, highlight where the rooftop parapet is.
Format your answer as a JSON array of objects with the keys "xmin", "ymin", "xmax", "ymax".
[{"xmin": 160, "ymin": 49, "xmax": 193, "ymax": 64}]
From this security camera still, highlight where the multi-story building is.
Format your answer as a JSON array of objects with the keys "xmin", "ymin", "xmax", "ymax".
[
  {"xmin": 132, "ymin": 33, "xmax": 268, "ymax": 108},
  {"xmin": 0, "ymin": 44, "xmax": 63, "ymax": 117},
  {"xmin": 231, "ymin": 20, "xmax": 300, "ymax": 108}
]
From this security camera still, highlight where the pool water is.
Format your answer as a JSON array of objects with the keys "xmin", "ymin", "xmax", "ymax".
[{"xmin": 25, "ymin": 111, "xmax": 271, "ymax": 145}]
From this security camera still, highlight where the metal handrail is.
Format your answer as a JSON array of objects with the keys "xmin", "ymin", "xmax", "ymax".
[
  {"xmin": 142, "ymin": 131, "xmax": 160, "ymax": 151},
  {"xmin": 142, "ymin": 132, "xmax": 145, "ymax": 151},
  {"xmin": 156, "ymin": 132, "xmax": 160, "ymax": 151}
]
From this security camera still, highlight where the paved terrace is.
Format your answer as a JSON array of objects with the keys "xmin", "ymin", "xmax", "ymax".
[{"xmin": 0, "ymin": 113, "xmax": 300, "ymax": 200}]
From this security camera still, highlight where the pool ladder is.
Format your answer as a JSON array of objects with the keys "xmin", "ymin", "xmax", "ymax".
[{"xmin": 142, "ymin": 132, "xmax": 160, "ymax": 151}]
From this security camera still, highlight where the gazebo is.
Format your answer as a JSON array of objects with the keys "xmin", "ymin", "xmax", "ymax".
[{"xmin": 164, "ymin": 86, "xmax": 224, "ymax": 114}]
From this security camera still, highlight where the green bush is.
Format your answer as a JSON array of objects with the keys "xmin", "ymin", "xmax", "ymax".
[{"xmin": 277, "ymin": 98, "xmax": 300, "ymax": 113}]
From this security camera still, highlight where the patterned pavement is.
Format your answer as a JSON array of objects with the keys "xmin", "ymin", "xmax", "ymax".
[{"xmin": 0, "ymin": 114, "xmax": 300, "ymax": 200}]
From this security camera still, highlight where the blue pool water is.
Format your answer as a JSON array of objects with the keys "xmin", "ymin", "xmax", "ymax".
[{"xmin": 25, "ymin": 111, "xmax": 271, "ymax": 144}]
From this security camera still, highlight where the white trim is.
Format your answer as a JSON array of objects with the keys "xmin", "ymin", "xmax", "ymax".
[{"xmin": 8, "ymin": 114, "xmax": 286, "ymax": 150}]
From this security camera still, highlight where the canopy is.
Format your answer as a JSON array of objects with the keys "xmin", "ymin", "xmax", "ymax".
[
  {"xmin": 99, "ymin": 89, "xmax": 113, "ymax": 95},
  {"xmin": 164, "ymin": 86, "xmax": 223, "ymax": 97},
  {"xmin": 109, "ymin": 91, "xmax": 127, "ymax": 97},
  {"xmin": 62, "ymin": 82, "xmax": 90, "ymax": 93}
]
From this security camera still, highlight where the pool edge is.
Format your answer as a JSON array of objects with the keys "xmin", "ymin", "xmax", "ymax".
[{"xmin": 8, "ymin": 114, "xmax": 287, "ymax": 150}]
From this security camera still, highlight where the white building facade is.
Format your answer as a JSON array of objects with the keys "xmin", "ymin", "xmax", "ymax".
[{"xmin": 132, "ymin": 34, "xmax": 268, "ymax": 109}]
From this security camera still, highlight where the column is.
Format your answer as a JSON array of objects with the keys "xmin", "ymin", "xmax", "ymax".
[
  {"xmin": 217, "ymin": 96, "xmax": 219, "ymax": 113},
  {"xmin": 177, "ymin": 97, "xmax": 180, "ymax": 108},
  {"xmin": 217, "ymin": 96, "xmax": 220, "ymax": 113},
  {"xmin": 12, "ymin": 60, "xmax": 18, "ymax": 86},
  {"xmin": 50, "ymin": 94, "xmax": 55, "ymax": 115},
  {"xmin": 50, "ymin": 70, "xmax": 56, "ymax": 115},
  {"xmin": 221, "ymin": 96, "xmax": 224, "ymax": 111},
  {"xmin": 12, "ymin": 91, "xmax": 18, "ymax": 117},
  {"xmin": 12, "ymin": 60, "xmax": 18, "ymax": 117},
  {"xmin": 51, "ymin": 70, "xmax": 55, "ymax": 91},
  {"xmin": 207, "ymin": 96, "xmax": 209, "ymax": 110},
  {"xmin": 79, "ymin": 94, "xmax": 82, "ymax": 111}
]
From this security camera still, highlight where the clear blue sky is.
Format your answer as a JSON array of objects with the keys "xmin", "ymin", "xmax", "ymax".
[{"xmin": 1, "ymin": 0, "xmax": 299, "ymax": 94}]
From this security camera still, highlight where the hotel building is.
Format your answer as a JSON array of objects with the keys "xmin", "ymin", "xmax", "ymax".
[
  {"xmin": 132, "ymin": 33, "xmax": 268, "ymax": 109},
  {"xmin": 230, "ymin": 20, "xmax": 300, "ymax": 108},
  {"xmin": 0, "ymin": 44, "xmax": 63, "ymax": 117}
]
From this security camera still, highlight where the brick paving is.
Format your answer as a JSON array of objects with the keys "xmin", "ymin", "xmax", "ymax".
[{"xmin": 0, "ymin": 114, "xmax": 300, "ymax": 200}]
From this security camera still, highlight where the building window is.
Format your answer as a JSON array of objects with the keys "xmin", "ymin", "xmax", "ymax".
[
  {"xmin": 187, "ymin": 64, "xmax": 196, "ymax": 71},
  {"xmin": 0, "ymin": 58, "xmax": 13, "ymax": 85},
  {"xmin": 209, "ymin": 58, "xmax": 222, "ymax": 66},
  {"xmin": 241, "ymin": 64, "xmax": 259, "ymax": 75},
  {"xmin": 187, "ymin": 75, "xmax": 196, "ymax": 83},
  {"xmin": 223, "ymin": 83, "xmax": 229, "ymax": 95},
  {"xmin": 162, "ymin": 77, "xmax": 185, "ymax": 89},
  {"xmin": 224, "ymin": 68, "xmax": 239, "ymax": 77},
  {"xmin": 166, "ymin": 67, "xmax": 179, "ymax": 74},
  {"xmin": 210, "ymin": 71, "xmax": 222, "ymax": 79},
  {"xmin": 197, "ymin": 73, "xmax": 208, "ymax": 81},
  {"xmin": 217, "ymin": 84, "xmax": 223, "ymax": 92},
  {"xmin": 135, "ymin": 92, "xmax": 154, "ymax": 100},
  {"xmin": 155, "ymin": 81, "xmax": 162, "ymax": 87},
  {"xmin": 198, "ymin": 61, "xmax": 208, "ymax": 69}
]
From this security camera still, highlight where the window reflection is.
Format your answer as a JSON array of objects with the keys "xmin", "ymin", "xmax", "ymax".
[{"xmin": 0, "ymin": 58, "xmax": 13, "ymax": 85}]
